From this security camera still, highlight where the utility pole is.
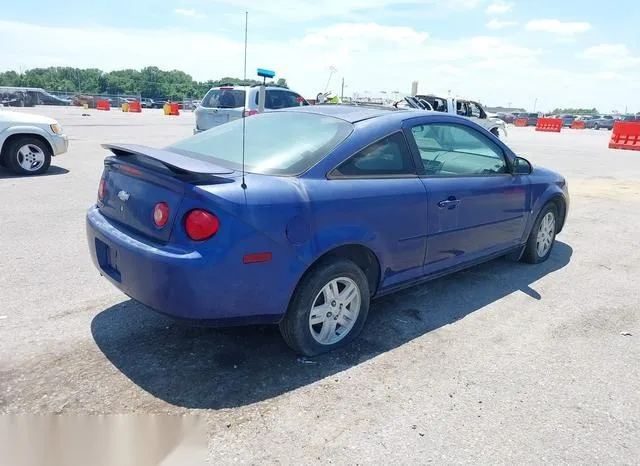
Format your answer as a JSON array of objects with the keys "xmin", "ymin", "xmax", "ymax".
[
  {"xmin": 341, "ymin": 77, "xmax": 344, "ymax": 100},
  {"xmin": 533, "ymin": 97, "xmax": 538, "ymax": 112}
]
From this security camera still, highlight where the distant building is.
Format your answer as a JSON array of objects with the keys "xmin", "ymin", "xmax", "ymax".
[{"xmin": 486, "ymin": 106, "xmax": 527, "ymax": 113}]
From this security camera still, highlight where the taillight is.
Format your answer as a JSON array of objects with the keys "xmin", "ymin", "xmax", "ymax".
[
  {"xmin": 153, "ymin": 202, "xmax": 170, "ymax": 228},
  {"xmin": 98, "ymin": 178, "xmax": 107, "ymax": 202},
  {"xmin": 184, "ymin": 209, "xmax": 220, "ymax": 241},
  {"xmin": 119, "ymin": 165, "xmax": 142, "ymax": 176},
  {"xmin": 243, "ymin": 109, "xmax": 258, "ymax": 117}
]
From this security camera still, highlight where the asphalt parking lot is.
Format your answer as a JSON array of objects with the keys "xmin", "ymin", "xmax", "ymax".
[{"xmin": 1, "ymin": 106, "xmax": 639, "ymax": 464}]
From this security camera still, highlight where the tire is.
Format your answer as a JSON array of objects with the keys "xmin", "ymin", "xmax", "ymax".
[
  {"xmin": 522, "ymin": 203, "xmax": 558, "ymax": 264},
  {"xmin": 490, "ymin": 128, "xmax": 500, "ymax": 139},
  {"xmin": 279, "ymin": 259, "xmax": 370, "ymax": 356},
  {"xmin": 593, "ymin": 123, "xmax": 599, "ymax": 130},
  {"xmin": 6, "ymin": 137, "xmax": 52, "ymax": 175}
]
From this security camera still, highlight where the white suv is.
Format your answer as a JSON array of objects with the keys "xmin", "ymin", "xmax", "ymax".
[
  {"xmin": 194, "ymin": 85, "xmax": 309, "ymax": 133},
  {"xmin": 0, "ymin": 110, "xmax": 69, "ymax": 175}
]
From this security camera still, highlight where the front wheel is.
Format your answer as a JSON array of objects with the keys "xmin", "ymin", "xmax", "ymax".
[
  {"xmin": 490, "ymin": 127, "xmax": 500, "ymax": 139},
  {"xmin": 279, "ymin": 259, "xmax": 370, "ymax": 356},
  {"xmin": 593, "ymin": 123, "xmax": 600, "ymax": 130},
  {"xmin": 523, "ymin": 203, "xmax": 558, "ymax": 264},
  {"xmin": 6, "ymin": 137, "xmax": 51, "ymax": 175}
]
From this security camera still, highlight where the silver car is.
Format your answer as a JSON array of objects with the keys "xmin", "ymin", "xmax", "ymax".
[{"xmin": 194, "ymin": 85, "xmax": 309, "ymax": 133}]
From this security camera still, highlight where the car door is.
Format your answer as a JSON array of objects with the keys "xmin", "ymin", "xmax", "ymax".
[
  {"xmin": 328, "ymin": 131, "xmax": 429, "ymax": 288},
  {"xmin": 404, "ymin": 119, "xmax": 531, "ymax": 274}
]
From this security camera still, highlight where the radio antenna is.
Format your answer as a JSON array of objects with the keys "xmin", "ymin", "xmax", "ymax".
[{"xmin": 241, "ymin": 10, "xmax": 248, "ymax": 190}]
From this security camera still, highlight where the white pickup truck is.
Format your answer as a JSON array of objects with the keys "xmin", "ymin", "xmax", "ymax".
[
  {"xmin": 415, "ymin": 94, "xmax": 507, "ymax": 138},
  {"xmin": 0, "ymin": 110, "xmax": 69, "ymax": 175}
]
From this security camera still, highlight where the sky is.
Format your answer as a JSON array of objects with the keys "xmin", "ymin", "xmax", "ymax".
[{"xmin": 2, "ymin": 0, "xmax": 640, "ymax": 112}]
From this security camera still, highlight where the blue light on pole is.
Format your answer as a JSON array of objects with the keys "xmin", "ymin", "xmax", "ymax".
[
  {"xmin": 257, "ymin": 68, "xmax": 275, "ymax": 85},
  {"xmin": 257, "ymin": 68, "xmax": 275, "ymax": 79}
]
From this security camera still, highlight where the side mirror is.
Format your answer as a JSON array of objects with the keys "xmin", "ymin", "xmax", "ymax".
[{"xmin": 513, "ymin": 156, "xmax": 533, "ymax": 175}]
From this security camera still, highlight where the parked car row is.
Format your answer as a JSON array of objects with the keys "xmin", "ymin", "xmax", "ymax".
[{"xmin": 492, "ymin": 111, "xmax": 640, "ymax": 130}]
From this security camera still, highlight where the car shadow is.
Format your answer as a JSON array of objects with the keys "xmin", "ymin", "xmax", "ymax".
[
  {"xmin": 0, "ymin": 165, "xmax": 69, "ymax": 179},
  {"xmin": 91, "ymin": 241, "xmax": 572, "ymax": 410}
]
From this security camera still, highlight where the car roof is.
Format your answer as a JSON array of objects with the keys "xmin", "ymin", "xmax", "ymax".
[
  {"xmin": 278, "ymin": 104, "xmax": 417, "ymax": 123},
  {"xmin": 275, "ymin": 104, "xmax": 491, "ymax": 127},
  {"xmin": 210, "ymin": 85, "xmax": 293, "ymax": 92}
]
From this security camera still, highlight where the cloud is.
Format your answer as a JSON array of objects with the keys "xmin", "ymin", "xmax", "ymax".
[
  {"xmin": 525, "ymin": 19, "xmax": 591, "ymax": 35},
  {"xmin": 580, "ymin": 44, "xmax": 640, "ymax": 69},
  {"xmin": 432, "ymin": 64, "xmax": 462, "ymax": 74},
  {"xmin": 174, "ymin": 8, "xmax": 206, "ymax": 19},
  {"xmin": 595, "ymin": 72, "xmax": 627, "ymax": 80},
  {"xmin": 581, "ymin": 44, "xmax": 631, "ymax": 59},
  {"xmin": 486, "ymin": 19, "xmax": 518, "ymax": 29},
  {"xmin": 485, "ymin": 2, "xmax": 512, "ymax": 14},
  {"xmin": 207, "ymin": 0, "xmax": 484, "ymax": 22},
  {"xmin": 296, "ymin": 23, "xmax": 428, "ymax": 46}
]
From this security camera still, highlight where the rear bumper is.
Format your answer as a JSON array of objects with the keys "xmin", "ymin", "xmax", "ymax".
[{"xmin": 85, "ymin": 206, "xmax": 288, "ymax": 325}]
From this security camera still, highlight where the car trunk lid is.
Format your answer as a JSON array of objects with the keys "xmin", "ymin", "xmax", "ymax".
[{"xmin": 98, "ymin": 143, "xmax": 236, "ymax": 243}]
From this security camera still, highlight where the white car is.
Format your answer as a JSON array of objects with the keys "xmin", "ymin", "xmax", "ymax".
[
  {"xmin": 194, "ymin": 85, "xmax": 309, "ymax": 133},
  {"xmin": 0, "ymin": 110, "xmax": 69, "ymax": 175},
  {"xmin": 415, "ymin": 94, "xmax": 507, "ymax": 138}
]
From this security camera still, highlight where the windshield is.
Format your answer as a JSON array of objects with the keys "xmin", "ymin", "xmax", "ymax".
[
  {"xmin": 168, "ymin": 111, "xmax": 353, "ymax": 176},
  {"xmin": 201, "ymin": 89, "xmax": 246, "ymax": 108}
]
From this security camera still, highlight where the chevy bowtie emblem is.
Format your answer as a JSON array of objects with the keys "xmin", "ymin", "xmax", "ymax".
[{"xmin": 117, "ymin": 190, "xmax": 130, "ymax": 202}]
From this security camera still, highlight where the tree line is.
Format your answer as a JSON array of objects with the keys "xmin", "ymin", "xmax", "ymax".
[{"xmin": 0, "ymin": 66, "xmax": 289, "ymax": 100}]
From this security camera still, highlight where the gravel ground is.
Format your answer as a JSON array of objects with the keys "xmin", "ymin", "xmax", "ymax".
[{"xmin": 1, "ymin": 106, "xmax": 639, "ymax": 464}]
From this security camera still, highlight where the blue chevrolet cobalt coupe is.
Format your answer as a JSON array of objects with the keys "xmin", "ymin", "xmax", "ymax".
[{"xmin": 86, "ymin": 105, "xmax": 569, "ymax": 356}]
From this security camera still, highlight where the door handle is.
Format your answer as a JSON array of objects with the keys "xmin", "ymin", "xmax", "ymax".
[{"xmin": 437, "ymin": 197, "xmax": 460, "ymax": 209}]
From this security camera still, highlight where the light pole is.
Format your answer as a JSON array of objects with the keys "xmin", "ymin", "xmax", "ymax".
[
  {"xmin": 533, "ymin": 98, "xmax": 538, "ymax": 112},
  {"xmin": 324, "ymin": 66, "xmax": 336, "ymax": 94}
]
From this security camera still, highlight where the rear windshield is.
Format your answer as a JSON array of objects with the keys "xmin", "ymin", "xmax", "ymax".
[
  {"xmin": 201, "ymin": 89, "xmax": 245, "ymax": 108},
  {"xmin": 168, "ymin": 112, "xmax": 353, "ymax": 176}
]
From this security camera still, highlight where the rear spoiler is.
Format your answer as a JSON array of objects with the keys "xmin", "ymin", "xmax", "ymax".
[{"xmin": 102, "ymin": 143, "xmax": 234, "ymax": 175}]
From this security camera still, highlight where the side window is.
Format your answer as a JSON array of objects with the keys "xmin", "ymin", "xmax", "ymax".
[
  {"xmin": 469, "ymin": 102, "xmax": 484, "ymax": 119},
  {"xmin": 265, "ymin": 90, "xmax": 284, "ymax": 109},
  {"xmin": 409, "ymin": 123, "xmax": 507, "ymax": 176},
  {"xmin": 259, "ymin": 90, "xmax": 308, "ymax": 109},
  {"xmin": 332, "ymin": 132, "xmax": 415, "ymax": 177},
  {"xmin": 283, "ymin": 91, "xmax": 308, "ymax": 107}
]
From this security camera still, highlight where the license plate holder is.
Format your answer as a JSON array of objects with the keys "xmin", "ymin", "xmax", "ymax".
[
  {"xmin": 105, "ymin": 245, "xmax": 119, "ymax": 271},
  {"xmin": 211, "ymin": 114, "xmax": 228, "ymax": 124},
  {"xmin": 95, "ymin": 238, "xmax": 121, "ymax": 282}
]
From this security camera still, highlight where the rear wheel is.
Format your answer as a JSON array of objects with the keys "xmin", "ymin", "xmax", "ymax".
[
  {"xmin": 279, "ymin": 259, "xmax": 370, "ymax": 356},
  {"xmin": 6, "ymin": 137, "xmax": 51, "ymax": 175},
  {"xmin": 490, "ymin": 127, "xmax": 500, "ymax": 138},
  {"xmin": 593, "ymin": 123, "xmax": 600, "ymax": 130},
  {"xmin": 523, "ymin": 203, "xmax": 558, "ymax": 264}
]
